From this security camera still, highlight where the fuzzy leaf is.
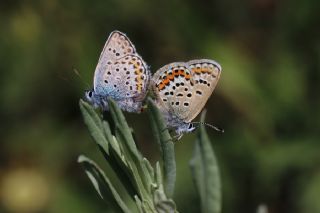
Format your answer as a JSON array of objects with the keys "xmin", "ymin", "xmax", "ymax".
[
  {"xmin": 154, "ymin": 189, "xmax": 176, "ymax": 213},
  {"xmin": 143, "ymin": 158, "xmax": 155, "ymax": 181},
  {"xmin": 108, "ymin": 99, "xmax": 140, "ymax": 157},
  {"xmin": 80, "ymin": 100, "xmax": 138, "ymax": 198},
  {"xmin": 115, "ymin": 125, "xmax": 149, "ymax": 198},
  {"xmin": 153, "ymin": 163, "xmax": 177, "ymax": 213},
  {"xmin": 108, "ymin": 99, "xmax": 153, "ymax": 194},
  {"xmin": 102, "ymin": 121, "xmax": 123, "ymax": 160},
  {"xmin": 155, "ymin": 162, "xmax": 163, "ymax": 187},
  {"xmin": 101, "ymin": 132, "xmax": 138, "ymax": 198},
  {"xmin": 148, "ymin": 99, "xmax": 176, "ymax": 198},
  {"xmin": 134, "ymin": 195, "xmax": 144, "ymax": 213},
  {"xmin": 78, "ymin": 155, "xmax": 132, "ymax": 213},
  {"xmin": 189, "ymin": 110, "xmax": 222, "ymax": 213},
  {"xmin": 79, "ymin": 100, "xmax": 109, "ymax": 154}
]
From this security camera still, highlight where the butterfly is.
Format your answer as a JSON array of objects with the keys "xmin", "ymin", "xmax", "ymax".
[
  {"xmin": 150, "ymin": 59, "xmax": 222, "ymax": 138},
  {"xmin": 85, "ymin": 30, "xmax": 150, "ymax": 113}
]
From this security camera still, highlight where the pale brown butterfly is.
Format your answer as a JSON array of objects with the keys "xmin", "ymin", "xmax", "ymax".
[
  {"xmin": 150, "ymin": 59, "xmax": 222, "ymax": 139},
  {"xmin": 85, "ymin": 31, "xmax": 150, "ymax": 112}
]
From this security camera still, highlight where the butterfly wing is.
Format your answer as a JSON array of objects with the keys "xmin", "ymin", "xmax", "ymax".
[
  {"xmin": 151, "ymin": 62, "xmax": 194, "ymax": 122},
  {"xmin": 93, "ymin": 31, "xmax": 149, "ymax": 100},
  {"xmin": 151, "ymin": 59, "xmax": 221, "ymax": 123},
  {"xmin": 97, "ymin": 54, "xmax": 149, "ymax": 100},
  {"xmin": 93, "ymin": 31, "xmax": 135, "ymax": 95},
  {"xmin": 185, "ymin": 59, "xmax": 221, "ymax": 122}
]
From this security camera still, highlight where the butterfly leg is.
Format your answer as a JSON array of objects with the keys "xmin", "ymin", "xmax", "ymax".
[
  {"xmin": 170, "ymin": 133, "xmax": 183, "ymax": 142},
  {"xmin": 101, "ymin": 99, "xmax": 109, "ymax": 111}
]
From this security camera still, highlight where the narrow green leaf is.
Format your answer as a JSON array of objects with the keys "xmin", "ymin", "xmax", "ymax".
[
  {"xmin": 148, "ymin": 99, "xmax": 176, "ymax": 198},
  {"xmin": 153, "ymin": 164, "xmax": 177, "ymax": 213},
  {"xmin": 80, "ymin": 100, "xmax": 138, "ymax": 198},
  {"xmin": 79, "ymin": 99, "xmax": 108, "ymax": 154},
  {"xmin": 108, "ymin": 99, "xmax": 139, "ymax": 157},
  {"xmin": 189, "ymin": 110, "xmax": 222, "ymax": 213},
  {"xmin": 115, "ymin": 126, "xmax": 149, "ymax": 198},
  {"xmin": 108, "ymin": 99, "xmax": 153, "ymax": 194},
  {"xmin": 100, "ymin": 130, "xmax": 138, "ymax": 198},
  {"xmin": 155, "ymin": 162, "xmax": 162, "ymax": 187},
  {"xmin": 134, "ymin": 195, "xmax": 144, "ymax": 213},
  {"xmin": 154, "ymin": 192, "xmax": 176, "ymax": 213},
  {"xmin": 142, "ymin": 199, "xmax": 156, "ymax": 213},
  {"xmin": 143, "ymin": 158, "xmax": 155, "ymax": 181},
  {"xmin": 102, "ymin": 121, "xmax": 123, "ymax": 159},
  {"xmin": 102, "ymin": 120, "xmax": 117, "ymax": 149},
  {"xmin": 78, "ymin": 155, "xmax": 132, "ymax": 213}
]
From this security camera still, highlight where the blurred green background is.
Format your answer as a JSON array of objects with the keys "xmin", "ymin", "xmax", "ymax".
[{"xmin": 0, "ymin": 0, "xmax": 319, "ymax": 212}]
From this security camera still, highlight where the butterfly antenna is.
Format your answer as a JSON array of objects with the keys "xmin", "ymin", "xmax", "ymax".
[
  {"xmin": 72, "ymin": 66, "xmax": 90, "ymax": 88},
  {"xmin": 192, "ymin": 122, "xmax": 224, "ymax": 133}
]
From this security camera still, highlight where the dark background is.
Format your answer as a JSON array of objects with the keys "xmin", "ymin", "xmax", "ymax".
[{"xmin": 0, "ymin": 0, "xmax": 319, "ymax": 212}]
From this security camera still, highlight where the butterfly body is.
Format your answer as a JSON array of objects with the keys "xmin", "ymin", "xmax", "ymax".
[
  {"xmin": 85, "ymin": 31, "xmax": 150, "ymax": 113},
  {"xmin": 151, "ymin": 59, "xmax": 222, "ymax": 137}
]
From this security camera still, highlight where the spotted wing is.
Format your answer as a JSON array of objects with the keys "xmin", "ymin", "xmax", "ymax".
[
  {"xmin": 151, "ymin": 59, "xmax": 221, "ymax": 123},
  {"xmin": 93, "ymin": 31, "xmax": 137, "ymax": 91},
  {"xmin": 95, "ymin": 54, "xmax": 149, "ymax": 100},
  {"xmin": 185, "ymin": 59, "xmax": 222, "ymax": 122},
  {"xmin": 151, "ymin": 62, "xmax": 195, "ymax": 121}
]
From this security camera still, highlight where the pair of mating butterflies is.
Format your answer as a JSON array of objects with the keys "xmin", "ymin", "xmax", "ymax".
[{"xmin": 85, "ymin": 31, "xmax": 222, "ymax": 138}]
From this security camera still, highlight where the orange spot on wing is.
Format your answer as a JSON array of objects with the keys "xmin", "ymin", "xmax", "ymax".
[
  {"xmin": 158, "ymin": 72, "xmax": 182, "ymax": 91},
  {"xmin": 178, "ymin": 70, "xmax": 185, "ymax": 75},
  {"xmin": 163, "ymin": 79, "xmax": 170, "ymax": 85},
  {"xmin": 136, "ymin": 76, "xmax": 141, "ymax": 82},
  {"xmin": 158, "ymin": 76, "xmax": 171, "ymax": 91},
  {"xmin": 131, "ymin": 61, "xmax": 144, "ymax": 93},
  {"xmin": 192, "ymin": 68, "xmax": 201, "ymax": 74},
  {"xmin": 136, "ymin": 83, "xmax": 142, "ymax": 92},
  {"xmin": 201, "ymin": 68, "xmax": 209, "ymax": 73},
  {"xmin": 159, "ymin": 82, "xmax": 165, "ymax": 90},
  {"xmin": 167, "ymin": 74, "xmax": 174, "ymax": 80}
]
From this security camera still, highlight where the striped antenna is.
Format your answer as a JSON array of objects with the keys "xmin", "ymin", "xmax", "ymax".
[{"xmin": 192, "ymin": 122, "xmax": 224, "ymax": 133}]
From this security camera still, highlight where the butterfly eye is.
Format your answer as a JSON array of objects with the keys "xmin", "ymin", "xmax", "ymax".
[{"xmin": 188, "ymin": 123, "xmax": 194, "ymax": 130}]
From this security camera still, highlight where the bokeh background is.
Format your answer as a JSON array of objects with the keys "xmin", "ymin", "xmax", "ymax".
[{"xmin": 0, "ymin": 0, "xmax": 319, "ymax": 212}]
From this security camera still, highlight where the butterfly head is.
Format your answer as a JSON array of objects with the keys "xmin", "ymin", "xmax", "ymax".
[
  {"xmin": 84, "ymin": 89, "xmax": 110, "ymax": 110},
  {"xmin": 84, "ymin": 89, "xmax": 102, "ymax": 108},
  {"xmin": 84, "ymin": 89, "xmax": 95, "ymax": 102},
  {"xmin": 176, "ymin": 122, "xmax": 197, "ymax": 135}
]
